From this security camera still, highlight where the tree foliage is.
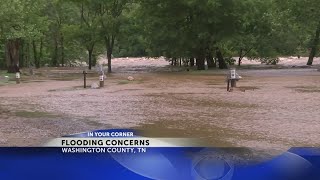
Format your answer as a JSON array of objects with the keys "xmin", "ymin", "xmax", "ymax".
[{"xmin": 0, "ymin": 0, "xmax": 319, "ymax": 72}]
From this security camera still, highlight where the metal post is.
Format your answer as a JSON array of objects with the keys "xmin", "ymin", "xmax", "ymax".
[
  {"xmin": 231, "ymin": 79, "xmax": 237, "ymax": 88},
  {"xmin": 83, "ymin": 70, "xmax": 87, "ymax": 88}
]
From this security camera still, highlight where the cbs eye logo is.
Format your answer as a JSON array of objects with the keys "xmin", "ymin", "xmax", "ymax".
[{"xmin": 192, "ymin": 155, "xmax": 234, "ymax": 180}]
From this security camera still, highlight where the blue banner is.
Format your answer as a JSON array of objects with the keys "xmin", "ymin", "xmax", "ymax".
[{"xmin": 0, "ymin": 130, "xmax": 319, "ymax": 180}]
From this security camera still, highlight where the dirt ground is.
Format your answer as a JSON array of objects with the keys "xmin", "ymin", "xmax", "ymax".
[{"xmin": 0, "ymin": 57, "xmax": 320, "ymax": 153}]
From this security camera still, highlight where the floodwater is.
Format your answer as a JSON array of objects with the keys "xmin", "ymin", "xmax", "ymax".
[{"xmin": 0, "ymin": 57, "xmax": 320, "ymax": 156}]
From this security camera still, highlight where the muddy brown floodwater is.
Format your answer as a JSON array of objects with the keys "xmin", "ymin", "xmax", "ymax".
[{"xmin": 0, "ymin": 58, "xmax": 320, "ymax": 157}]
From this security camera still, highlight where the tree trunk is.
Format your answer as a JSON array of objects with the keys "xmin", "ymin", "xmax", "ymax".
[
  {"xmin": 216, "ymin": 48, "xmax": 228, "ymax": 69},
  {"xmin": 238, "ymin": 49, "xmax": 243, "ymax": 66},
  {"xmin": 60, "ymin": 32, "xmax": 65, "ymax": 67},
  {"xmin": 196, "ymin": 57, "xmax": 199, "ymax": 67},
  {"xmin": 105, "ymin": 36, "xmax": 114, "ymax": 73},
  {"xmin": 52, "ymin": 37, "xmax": 58, "ymax": 67},
  {"xmin": 20, "ymin": 40, "xmax": 24, "ymax": 68},
  {"xmin": 39, "ymin": 38, "xmax": 43, "ymax": 66},
  {"xmin": 6, "ymin": 39, "xmax": 20, "ymax": 73},
  {"xmin": 206, "ymin": 52, "xmax": 215, "ymax": 69},
  {"xmin": 107, "ymin": 47, "xmax": 112, "ymax": 73},
  {"xmin": 173, "ymin": 57, "xmax": 177, "ymax": 66},
  {"xmin": 196, "ymin": 56, "xmax": 205, "ymax": 70},
  {"xmin": 307, "ymin": 23, "xmax": 320, "ymax": 65},
  {"xmin": 92, "ymin": 53, "xmax": 97, "ymax": 67},
  {"xmin": 88, "ymin": 48, "xmax": 93, "ymax": 70},
  {"xmin": 25, "ymin": 41, "xmax": 30, "ymax": 67},
  {"xmin": 32, "ymin": 40, "xmax": 40, "ymax": 69},
  {"xmin": 190, "ymin": 58, "xmax": 195, "ymax": 67}
]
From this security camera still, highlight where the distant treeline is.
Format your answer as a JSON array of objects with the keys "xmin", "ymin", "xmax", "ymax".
[{"xmin": 0, "ymin": 0, "xmax": 319, "ymax": 72}]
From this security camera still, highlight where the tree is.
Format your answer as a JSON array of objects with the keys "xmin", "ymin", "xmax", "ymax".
[
  {"xmin": 95, "ymin": 0, "xmax": 131, "ymax": 73},
  {"xmin": 139, "ymin": 0, "xmax": 238, "ymax": 70},
  {"xmin": 64, "ymin": 0, "xmax": 102, "ymax": 70},
  {"xmin": 0, "ymin": 0, "xmax": 49, "ymax": 72},
  {"xmin": 113, "ymin": 3, "xmax": 148, "ymax": 57},
  {"xmin": 277, "ymin": 0, "xmax": 320, "ymax": 65}
]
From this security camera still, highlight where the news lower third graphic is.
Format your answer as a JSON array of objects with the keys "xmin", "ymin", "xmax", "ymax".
[{"xmin": 0, "ymin": 129, "xmax": 320, "ymax": 180}]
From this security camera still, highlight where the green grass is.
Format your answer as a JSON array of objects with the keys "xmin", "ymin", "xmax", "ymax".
[
  {"xmin": 0, "ymin": 71, "xmax": 15, "ymax": 86},
  {"xmin": 118, "ymin": 80, "xmax": 130, "ymax": 85},
  {"xmin": 0, "ymin": 70, "xmax": 12, "ymax": 76}
]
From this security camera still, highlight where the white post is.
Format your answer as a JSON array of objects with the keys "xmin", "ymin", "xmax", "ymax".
[
  {"xmin": 15, "ymin": 72, "xmax": 21, "ymax": 84},
  {"xmin": 99, "ymin": 73, "xmax": 104, "ymax": 88}
]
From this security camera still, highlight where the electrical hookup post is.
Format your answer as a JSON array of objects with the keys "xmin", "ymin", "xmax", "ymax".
[
  {"xmin": 227, "ymin": 68, "xmax": 242, "ymax": 92},
  {"xmin": 99, "ymin": 65, "xmax": 105, "ymax": 88},
  {"xmin": 15, "ymin": 72, "xmax": 21, "ymax": 84}
]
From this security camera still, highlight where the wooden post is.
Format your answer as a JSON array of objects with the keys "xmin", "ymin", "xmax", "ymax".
[
  {"xmin": 83, "ymin": 70, "xmax": 87, "ymax": 88},
  {"xmin": 227, "ymin": 79, "xmax": 230, "ymax": 91}
]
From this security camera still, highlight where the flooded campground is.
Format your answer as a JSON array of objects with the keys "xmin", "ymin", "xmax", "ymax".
[{"xmin": 0, "ymin": 57, "xmax": 320, "ymax": 154}]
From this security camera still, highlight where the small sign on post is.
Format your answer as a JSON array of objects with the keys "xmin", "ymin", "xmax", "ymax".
[{"xmin": 15, "ymin": 72, "xmax": 21, "ymax": 84}]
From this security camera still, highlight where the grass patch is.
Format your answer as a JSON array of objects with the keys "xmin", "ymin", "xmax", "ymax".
[
  {"xmin": 145, "ymin": 93, "xmax": 258, "ymax": 109},
  {"xmin": 15, "ymin": 111, "xmax": 60, "ymax": 118},
  {"xmin": 206, "ymin": 82, "xmax": 225, "ymax": 85},
  {"xmin": 238, "ymin": 86, "xmax": 260, "ymax": 91},
  {"xmin": 296, "ymin": 89, "xmax": 320, "ymax": 93},
  {"xmin": 117, "ymin": 79, "xmax": 144, "ymax": 85},
  {"xmin": 287, "ymin": 86, "xmax": 320, "ymax": 93},
  {"xmin": 0, "ymin": 70, "xmax": 13, "ymax": 77},
  {"xmin": 48, "ymin": 86, "xmax": 86, "ymax": 92},
  {"xmin": 118, "ymin": 80, "xmax": 130, "ymax": 85},
  {"xmin": 51, "ymin": 76, "xmax": 79, "ymax": 81},
  {"xmin": 188, "ymin": 70, "xmax": 226, "ymax": 76},
  {"xmin": 194, "ymin": 99, "xmax": 258, "ymax": 109},
  {"xmin": 0, "ymin": 81, "xmax": 15, "ymax": 86},
  {"xmin": 0, "ymin": 70, "xmax": 15, "ymax": 85},
  {"xmin": 136, "ymin": 80, "xmax": 144, "ymax": 84}
]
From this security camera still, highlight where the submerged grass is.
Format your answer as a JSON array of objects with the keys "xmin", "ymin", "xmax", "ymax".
[
  {"xmin": 15, "ymin": 111, "xmax": 60, "ymax": 118},
  {"xmin": 117, "ymin": 79, "xmax": 144, "ymax": 85},
  {"xmin": 287, "ymin": 86, "xmax": 320, "ymax": 93},
  {"xmin": 194, "ymin": 99, "xmax": 258, "ymax": 109},
  {"xmin": 145, "ymin": 93, "xmax": 258, "ymax": 109},
  {"xmin": 118, "ymin": 80, "xmax": 130, "ymax": 85}
]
